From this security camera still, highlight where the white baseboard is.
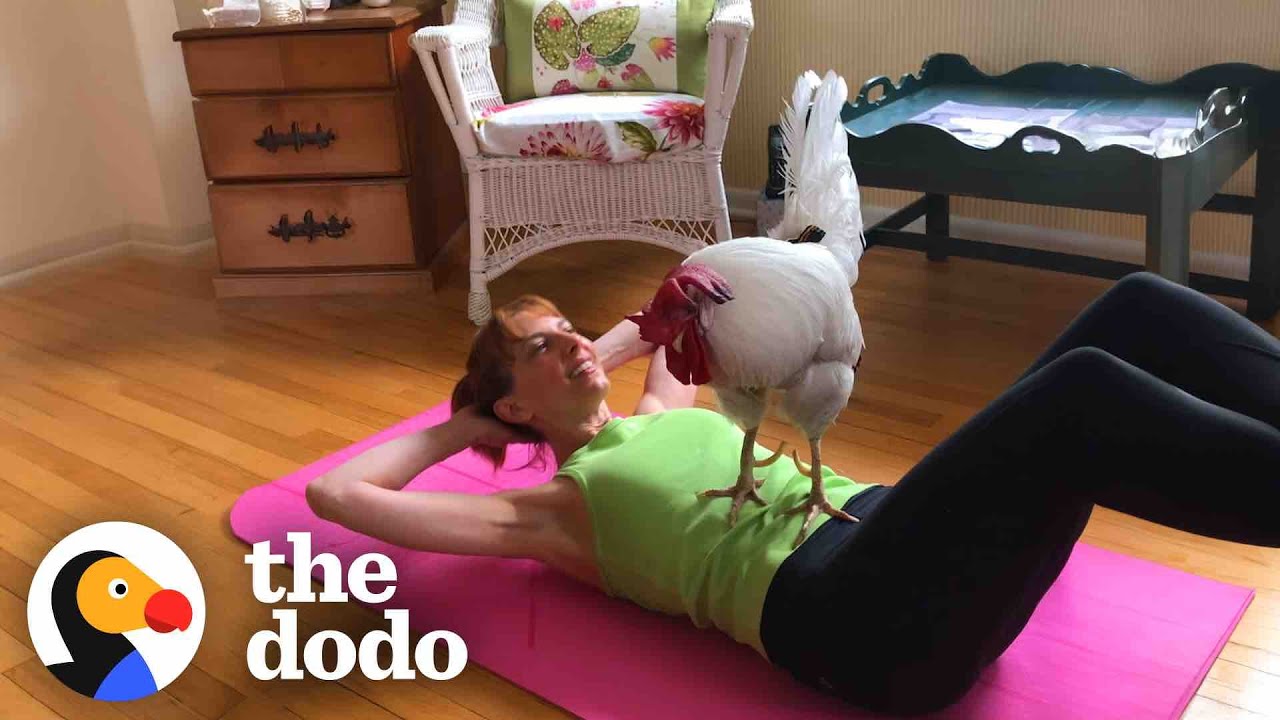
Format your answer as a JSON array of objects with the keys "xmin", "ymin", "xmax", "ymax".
[
  {"xmin": 729, "ymin": 186, "xmax": 1249, "ymax": 281},
  {"xmin": 128, "ymin": 222, "xmax": 214, "ymax": 250},
  {"xmin": 130, "ymin": 235, "xmax": 215, "ymax": 258},
  {"xmin": 0, "ymin": 222, "xmax": 214, "ymax": 290}
]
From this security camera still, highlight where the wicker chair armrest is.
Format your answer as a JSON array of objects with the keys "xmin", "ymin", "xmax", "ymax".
[
  {"xmin": 410, "ymin": 23, "xmax": 493, "ymax": 54},
  {"xmin": 410, "ymin": 14, "xmax": 506, "ymax": 158}
]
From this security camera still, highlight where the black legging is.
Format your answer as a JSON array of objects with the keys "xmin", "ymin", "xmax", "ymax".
[{"xmin": 759, "ymin": 272, "xmax": 1280, "ymax": 716}]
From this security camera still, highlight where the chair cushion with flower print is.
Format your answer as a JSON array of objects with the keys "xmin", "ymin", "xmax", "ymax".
[
  {"xmin": 502, "ymin": 0, "xmax": 716, "ymax": 101},
  {"xmin": 474, "ymin": 92, "xmax": 705, "ymax": 162}
]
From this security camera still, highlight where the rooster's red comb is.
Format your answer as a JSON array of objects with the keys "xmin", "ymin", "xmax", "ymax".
[
  {"xmin": 666, "ymin": 264, "xmax": 734, "ymax": 304},
  {"xmin": 626, "ymin": 264, "xmax": 734, "ymax": 346}
]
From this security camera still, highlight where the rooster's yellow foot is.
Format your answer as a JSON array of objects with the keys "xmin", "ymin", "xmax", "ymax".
[
  {"xmin": 699, "ymin": 477, "xmax": 769, "ymax": 527},
  {"xmin": 783, "ymin": 495, "xmax": 859, "ymax": 548}
]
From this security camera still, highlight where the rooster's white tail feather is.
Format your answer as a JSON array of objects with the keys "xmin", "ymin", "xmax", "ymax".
[
  {"xmin": 777, "ymin": 70, "xmax": 821, "ymax": 203},
  {"xmin": 768, "ymin": 70, "xmax": 865, "ymax": 286}
]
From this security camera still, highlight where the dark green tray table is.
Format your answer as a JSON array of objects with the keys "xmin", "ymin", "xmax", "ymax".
[{"xmin": 834, "ymin": 54, "xmax": 1280, "ymax": 318}]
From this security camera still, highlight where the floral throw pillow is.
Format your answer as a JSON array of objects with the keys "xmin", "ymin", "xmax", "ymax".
[{"xmin": 503, "ymin": 0, "xmax": 716, "ymax": 101}]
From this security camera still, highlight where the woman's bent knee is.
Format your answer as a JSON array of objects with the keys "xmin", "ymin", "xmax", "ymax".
[
  {"xmin": 1032, "ymin": 347, "xmax": 1147, "ymax": 405},
  {"xmin": 1050, "ymin": 346, "xmax": 1121, "ymax": 376},
  {"xmin": 1112, "ymin": 271, "xmax": 1171, "ymax": 298}
]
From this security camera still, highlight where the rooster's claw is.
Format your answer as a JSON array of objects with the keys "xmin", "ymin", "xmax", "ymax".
[
  {"xmin": 783, "ymin": 496, "xmax": 859, "ymax": 548},
  {"xmin": 700, "ymin": 479, "xmax": 768, "ymax": 527}
]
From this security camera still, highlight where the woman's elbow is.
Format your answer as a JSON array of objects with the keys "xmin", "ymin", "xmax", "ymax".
[{"xmin": 306, "ymin": 475, "xmax": 344, "ymax": 523}]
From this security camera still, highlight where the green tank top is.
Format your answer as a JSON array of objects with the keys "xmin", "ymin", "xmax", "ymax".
[{"xmin": 556, "ymin": 407, "xmax": 876, "ymax": 658}]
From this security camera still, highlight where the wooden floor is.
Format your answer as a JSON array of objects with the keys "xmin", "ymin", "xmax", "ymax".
[{"xmin": 0, "ymin": 236, "xmax": 1276, "ymax": 719}]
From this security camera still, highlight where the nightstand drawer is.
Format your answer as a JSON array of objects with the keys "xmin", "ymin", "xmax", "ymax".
[
  {"xmin": 181, "ymin": 32, "xmax": 393, "ymax": 95},
  {"xmin": 210, "ymin": 181, "xmax": 416, "ymax": 271},
  {"xmin": 195, "ymin": 93, "xmax": 407, "ymax": 180}
]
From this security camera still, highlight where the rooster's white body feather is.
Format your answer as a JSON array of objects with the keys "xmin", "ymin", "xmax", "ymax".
[
  {"xmin": 671, "ymin": 70, "xmax": 866, "ymax": 440},
  {"xmin": 689, "ymin": 238, "xmax": 860, "ymax": 394}
]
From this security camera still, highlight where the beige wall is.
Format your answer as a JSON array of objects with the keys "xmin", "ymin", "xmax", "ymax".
[
  {"xmin": 173, "ymin": 0, "xmax": 207, "ymax": 31},
  {"xmin": 125, "ymin": 0, "xmax": 214, "ymax": 240},
  {"xmin": 723, "ymin": 0, "xmax": 1278, "ymax": 272},
  {"xmin": 0, "ymin": 0, "xmax": 209, "ymax": 280},
  {"xmin": 0, "ymin": 0, "xmax": 134, "ymax": 272}
]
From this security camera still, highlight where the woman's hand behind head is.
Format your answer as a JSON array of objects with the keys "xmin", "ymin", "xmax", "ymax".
[{"xmin": 452, "ymin": 405, "xmax": 528, "ymax": 450}]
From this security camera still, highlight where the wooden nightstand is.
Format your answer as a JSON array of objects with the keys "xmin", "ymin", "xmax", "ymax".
[{"xmin": 173, "ymin": 2, "xmax": 464, "ymax": 297}]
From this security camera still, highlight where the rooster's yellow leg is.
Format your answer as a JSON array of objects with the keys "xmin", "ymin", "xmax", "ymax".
[
  {"xmin": 699, "ymin": 426, "xmax": 769, "ymax": 527},
  {"xmin": 783, "ymin": 438, "xmax": 859, "ymax": 548}
]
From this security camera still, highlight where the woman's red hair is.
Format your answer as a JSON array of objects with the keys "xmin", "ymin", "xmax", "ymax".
[{"xmin": 450, "ymin": 295, "xmax": 563, "ymax": 469}]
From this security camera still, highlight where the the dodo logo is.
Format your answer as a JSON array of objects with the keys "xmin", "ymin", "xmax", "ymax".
[{"xmin": 26, "ymin": 522, "xmax": 205, "ymax": 702}]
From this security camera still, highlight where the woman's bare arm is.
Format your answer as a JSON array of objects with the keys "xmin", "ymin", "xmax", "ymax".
[
  {"xmin": 307, "ymin": 476, "xmax": 572, "ymax": 559},
  {"xmin": 305, "ymin": 408, "xmax": 563, "ymax": 559},
  {"xmin": 590, "ymin": 313, "xmax": 696, "ymax": 412},
  {"xmin": 320, "ymin": 411, "xmax": 476, "ymax": 492},
  {"xmin": 592, "ymin": 317, "xmax": 655, "ymax": 373},
  {"xmin": 635, "ymin": 345, "xmax": 698, "ymax": 414}
]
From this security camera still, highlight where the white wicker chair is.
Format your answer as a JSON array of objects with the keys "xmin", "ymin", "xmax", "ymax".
[{"xmin": 411, "ymin": 0, "xmax": 753, "ymax": 324}]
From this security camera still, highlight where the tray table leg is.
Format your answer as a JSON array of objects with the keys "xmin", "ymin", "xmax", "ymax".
[
  {"xmin": 926, "ymin": 193, "xmax": 950, "ymax": 261},
  {"xmin": 1247, "ymin": 138, "xmax": 1280, "ymax": 319},
  {"xmin": 1145, "ymin": 169, "xmax": 1192, "ymax": 286}
]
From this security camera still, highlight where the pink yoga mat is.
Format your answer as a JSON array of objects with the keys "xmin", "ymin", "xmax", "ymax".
[{"xmin": 230, "ymin": 403, "xmax": 1254, "ymax": 719}]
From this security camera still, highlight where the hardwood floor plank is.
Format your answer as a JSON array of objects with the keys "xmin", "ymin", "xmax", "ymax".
[
  {"xmin": 115, "ymin": 689, "xmax": 208, "ymax": 720},
  {"xmin": 1183, "ymin": 694, "xmax": 1272, "ymax": 719},
  {"xmin": 335, "ymin": 674, "xmax": 485, "ymax": 720},
  {"xmin": 6, "ymin": 657, "xmax": 132, "ymax": 719},
  {"xmin": 217, "ymin": 696, "xmax": 304, "ymax": 720},
  {"xmin": 0, "ymin": 674, "xmax": 62, "ymax": 720},
  {"xmin": 22, "ymin": 288, "xmax": 437, "ymax": 421},
  {"xmin": 154, "ymin": 663, "xmax": 245, "ymax": 720},
  {"xmin": 0, "ymin": 586, "xmax": 33, "ymax": 650},
  {"xmin": 0, "ymin": 418, "xmax": 190, "ymax": 519},
  {"xmin": 0, "ymin": 544, "xmax": 35, "ymax": 601},
  {"xmin": 0, "ymin": 395, "xmax": 229, "ymax": 514},
  {"xmin": 1202, "ymin": 656, "xmax": 1280, "ymax": 716},
  {"xmin": 258, "ymin": 678, "xmax": 403, "ymax": 720},
  {"xmin": 0, "ymin": 627, "xmax": 33, "ymax": 674},
  {"xmin": 0, "ymin": 508, "xmax": 61, "ymax": 567},
  {"xmin": 0, "ymin": 299, "xmax": 378, "ymax": 443},
  {"xmin": 0, "ymin": 370, "xmax": 284, "ymax": 492}
]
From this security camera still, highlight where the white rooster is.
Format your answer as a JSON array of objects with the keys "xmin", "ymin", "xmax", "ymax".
[{"xmin": 626, "ymin": 70, "xmax": 867, "ymax": 548}]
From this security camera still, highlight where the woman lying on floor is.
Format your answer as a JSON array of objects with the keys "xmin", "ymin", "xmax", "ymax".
[{"xmin": 306, "ymin": 271, "xmax": 1280, "ymax": 716}]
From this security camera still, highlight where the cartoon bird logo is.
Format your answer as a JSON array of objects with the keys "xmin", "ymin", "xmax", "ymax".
[
  {"xmin": 28, "ymin": 522, "xmax": 205, "ymax": 703},
  {"xmin": 46, "ymin": 551, "xmax": 193, "ymax": 700}
]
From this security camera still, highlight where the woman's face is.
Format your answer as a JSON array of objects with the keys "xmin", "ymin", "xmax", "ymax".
[{"xmin": 497, "ymin": 312, "xmax": 610, "ymax": 428}]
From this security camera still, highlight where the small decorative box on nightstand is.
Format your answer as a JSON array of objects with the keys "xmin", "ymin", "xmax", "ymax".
[{"xmin": 173, "ymin": 2, "xmax": 465, "ymax": 297}]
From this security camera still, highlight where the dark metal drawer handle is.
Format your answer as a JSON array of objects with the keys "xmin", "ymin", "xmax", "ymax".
[
  {"xmin": 268, "ymin": 210, "xmax": 352, "ymax": 243},
  {"xmin": 255, "ymin": 122, "xmax": 336, "ymax": 153}
]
